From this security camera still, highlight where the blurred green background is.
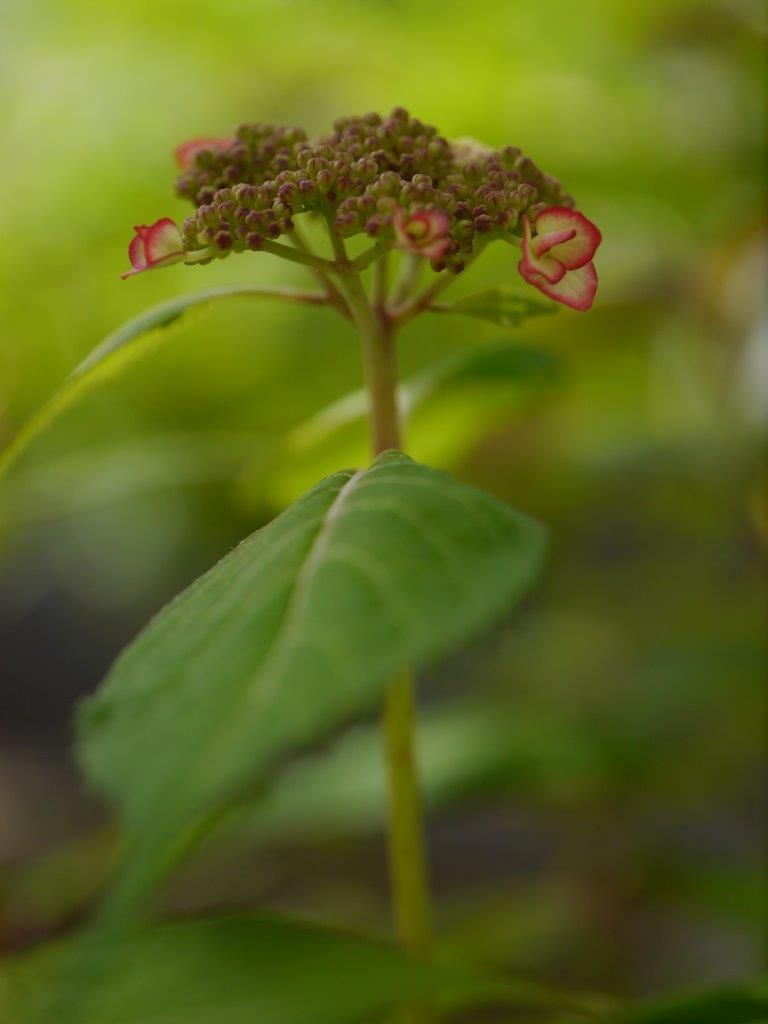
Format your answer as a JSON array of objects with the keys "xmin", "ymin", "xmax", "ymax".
[{"xmin": 1, "ymin": 0, "xmax": 766, "ymax": 1000}]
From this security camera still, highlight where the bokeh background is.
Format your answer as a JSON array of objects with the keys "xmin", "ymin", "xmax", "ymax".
[{"xmin": 1, "ymin": 0, "xmax": 766, "ymax": 1000}]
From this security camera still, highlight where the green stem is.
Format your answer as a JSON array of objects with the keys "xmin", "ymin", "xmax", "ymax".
[
  {"xmin": 333, "ymin": 237, "xmax": 432, "ymax": 960},
  {"xmin": 390, "ymin": 271, "xmax": 456, "ymax": 328},
  {"xmin": 391, "ymin": 240, "xmax": 490, "ymax": 327},
  {"xmin": 342, "ymin": 269, "xmax": 400, "ymax": 454},
  {"xmin": 389, "ymin": 252, "xmax": 424, "ymax": 309},
  {"xmin": 352, "ymin": 239, "xmax": 394, "ymax": 272},
  {"xmin": 261, "ymin": 239, "xmax": 340, "ymax": 274},
  {"xmin": 383, "ymin": 667, "xmax": 432, "ymax": 956},
  {"xmin": 288, "ymin": 225, "xmax": 351, "ymax": 319},
  {"xmin": 372, "ymin": 252, "xmax": 389, "ymax": 313}
]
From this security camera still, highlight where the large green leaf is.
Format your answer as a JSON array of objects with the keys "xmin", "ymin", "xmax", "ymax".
[
  {"xmin": 0, "ymin": 285, "xmax": 323, "ymax": 483},
  {"xmin": 79, "ymin": 451, "xmax": 546, "ymax": 913},
  {"xmin": 0, "ymin": 913, "xmax": 552, "ymax": 1024},
  {"xmin": 6, "ymin": 707, "xmax": 600, "ymax": 932},
  {"xmin": 0, "ymin": 432, "xmax": 260, "ymax": 528},
  {"xmin": 613, "ymin": 981, "xmax": 768, "ymax": 1024},
  {"xmin": 430, "ymin": 285, "xmax": 558, "ymax": 330}
]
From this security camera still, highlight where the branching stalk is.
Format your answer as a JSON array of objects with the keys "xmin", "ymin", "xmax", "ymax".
[
  {"xmin": 261, "ymin": 239, "xmax": 340, "ymax": 274},
  {"xmin": 288, "ymin": 225, "xmax": 351, "ymax": 319},
  {"xmin": 391, "ymin": 241, "xmax": 490, "ymax": 326},
  {"xmin": 329, "ymin": 227, "xmax": 433, "ymax": 962},
  {"xmin": 389, "ymin": 252, "xmax": 424, "ymax": 309}
]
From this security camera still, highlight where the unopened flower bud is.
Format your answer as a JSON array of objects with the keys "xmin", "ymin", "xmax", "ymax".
[
  {"xmin": 278, "ymin": 181, "xmax": 298, "ymax": 203},
  {"xmin": 316, "ymin": 168, "xmax": 334, "ymax": 193},
  {"xmin": 473, "ymin": 213, "xmax": 494, "ymax": 233},
  {"xmin": 453, "ymin": 219, "xmax": 474, "ymax": 241}
]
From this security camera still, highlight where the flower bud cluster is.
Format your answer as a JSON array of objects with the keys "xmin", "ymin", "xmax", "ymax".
[
  {"xmin": 176, "ymin": 108, "xmax": 575, "ymax": 272},
  {"xmin": 176, "ymin": 123, "xmax": 308, "ymax": 205}
]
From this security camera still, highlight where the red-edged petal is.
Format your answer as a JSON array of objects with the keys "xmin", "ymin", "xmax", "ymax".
[
  {"xmin": 143, "ymin": 218, "xmax": 184, "ymax": 265},
  {"xmin": 519, "ymin": 216, "xmax": 566, "ymax": 284},
  {"xmin": 519, "ymin": 260, "xmax": 598, "ymax": 311},
  {"xmin": 532, "ymin": 227, "xmax": 576, "ymax": 258},
  {"xmin": 421, "ymin": 234, "xmax": 453, "ymax": 261},
  {"xmin": 122, "ymin": 219, "xmax": 185, "ymax": 279},
  {"xmin": 174, "ymin": 137, "xmax": 232, "ymax": 170},
  {"xmin": 394, "ymin": 207, "xmax": 451, "ymax": 258},
  {"xmin": 422, "ymin": 209, "xmax": 450, "ymax": 242},
  {"xmin": 534, "ymin": 207, "xmax": 601, "ymax": 270},
  {"xmin": 127, "ymin": 233, "xmax": 147, "ymax": 270}
]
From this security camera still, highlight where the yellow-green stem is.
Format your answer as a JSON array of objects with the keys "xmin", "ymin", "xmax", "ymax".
[
  {"xmin": 382, "ymin": 667, "xmax": 432, "ymax": 955},
  {"xmin": 339, "ymin": 263, "xmax": 433, "ymax": 958}
]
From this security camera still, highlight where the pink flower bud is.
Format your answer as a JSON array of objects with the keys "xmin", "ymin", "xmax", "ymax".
[
  {"xmin": 174, "ymin": 137, "xmax": 232, "ymax": 170},
  {"xmin": 393, "ymin": 206, "xmax": 451, "ymax": 261},
  {"xmin": 518, "ymin": 206, "xmax": 602, "ymax": 311},
  {"xmin": 121, "ymin": 218, "xmax": 186, "ymax": 279}
]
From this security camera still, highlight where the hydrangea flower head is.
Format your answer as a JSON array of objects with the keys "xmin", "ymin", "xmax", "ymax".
[{"xmin": 123, "ymin": 108, "xmax": 602, "ymax": 309}]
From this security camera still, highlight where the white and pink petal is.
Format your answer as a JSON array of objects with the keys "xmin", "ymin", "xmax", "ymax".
[
  {"xmin": 534, "ymin": 207, "xmax": 601, "ymax": 270},
  {"xmin": 142, "ymin": 218, "xmax": 185, "ymax": 264},
  {"xmin": 122, "ymin": 219, "xmax": 186, "ymax": 279},
  {"xmin": 520, "ymin": 216, "xmax": 567, "ymax": 284},
  {"xmin": 394, "ymin": 207, "xmax": 451, "ymax": 259},
  {"xmin": 521, "ymin": 260, "xmax": 598, "ymax": 311}
]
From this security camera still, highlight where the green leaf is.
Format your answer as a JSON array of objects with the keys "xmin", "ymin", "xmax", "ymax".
[
  {"xmin": 1, "ymin": 432, "xmax": 260, "ymax": 527},
  {"xmin": 78, "ymin": 452, "xmax": 546, "ymax": 913},
  {"xmin": 0, "ymin": 285, "xmax": 321, "ymax": 483},
  {"xmin": 431, "ymin": 285, "xmax": 558, "ymax": 329},
  {"xmin": 0, "ymin": 912, "xmax": 541, "ymax": 1024},
  {"xmin": 613, "ymin": 980, "xmax": 768, "ymax": 1024},
  {"xmin": 5, "ymin": 706, "xmax": 602, "ymax": 932}
]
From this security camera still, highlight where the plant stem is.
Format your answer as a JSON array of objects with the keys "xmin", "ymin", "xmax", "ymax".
[
  {"xmin": 343, "ymin": 272, "xmax": 401, "ymax": 453},
  {"xmin": 389, "ymin": 252, "xmax": 424, "ymax": 309},
  {"xmin": 372, "ymin": 252, "xmax": 389, "ymax": 313},
  {"xmin": 261, "ymin": 239, "xmax": 340, "ymax": 274},
  {"xmin": 352, "ymin": 239, "xmax": 394, "ymax": 272},
  {"xmin": 391, "ymin": 240, "xmax": 490, "ymax": 327},
  {"xmin": 383, "ymin": 667, "xmax": 432, "ymax": 956},
  {"xmin": 333, "ymin": 242, "xmax": 432, "ymax": 960},
  {"xmin": 288, "ymin": 225, "xmax": 351, "ymax": 319}
]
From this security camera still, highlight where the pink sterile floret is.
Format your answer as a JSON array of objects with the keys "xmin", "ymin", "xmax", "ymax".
[
  {"xmin": 393, "ymin": 207, "xmax": 452, "ymax": 261},
  {"xmin": 121, "ymin": 219, "xmax": 186, "ymax": 279},
  {"xmin": 518, "ymin": 206, "xmax": 602, "ymax": 311},
  {"xmin": 174, "ymin": 137, "xmax": 233, "ymax": 171}
]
